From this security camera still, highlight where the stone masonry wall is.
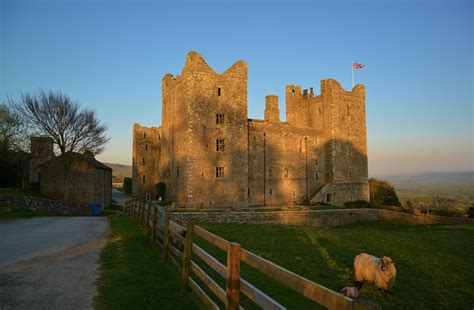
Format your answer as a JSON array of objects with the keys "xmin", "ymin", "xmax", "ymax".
[
  {"xmin": 0, "ymin": 195, "xmax": 91, "ymax": 215},
  {"xmin": 132, "ymin": 124, "xmax": 161, "ymax": 199},
  {"xmin": 172, "ymin": 209, "xmax": 470, "ymax": 227}
]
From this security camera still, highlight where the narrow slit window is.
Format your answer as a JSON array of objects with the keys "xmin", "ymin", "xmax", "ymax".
[
  {"xmin": 142, "ymin": 157, "xmax": 145, "ymax": 164},
  {"xmin": 142, "ymin": 175, "xmax": 146, "ymax": 183},
  {"xmin": 217, "ymin": 87, "xmax": 221, "ymax": 96},
  {"xmin": 143, "ymin": 132, "xmax": 146, "ymax": 138},
  {"xmin": 269, "ymin": 189, "xmax": 273, "ymax": 196},
  {"xmin": 145, "ymin": 144, "xmax": 148, "ymax": 151},
  {"xmin": 284, "ymin": 168, "xmax": 288, "ymax": 178},
  {"xmin": 315, "ymin": 158, "xmax": 319, "ymax": 166},
  {"xmin": 292, "ymin": 89, "xmax": 295, "ymax": 97},
  {"xmin": 315, "ymin": 172, "xmax": 319, "ymax": 180}
]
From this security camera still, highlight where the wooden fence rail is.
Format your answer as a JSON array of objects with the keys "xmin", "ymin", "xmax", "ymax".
[{"xmin": 123, "ymin": 200, "xmax": 380, "ymax": 310}]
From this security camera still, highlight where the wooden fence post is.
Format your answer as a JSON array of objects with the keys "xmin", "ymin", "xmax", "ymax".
[
  {"xmin": 151, "ymin": 205, "xmax": 157, "ymax": 245},
  {"xmin": 226, "ymin": 242, "xmax": 241, "ymax": 310},
  {"xmin": 181, "ymin": 224, "xmax": 194, "ymax": 289},
  {"xmin": 146, "ymin": 202, "xmax": 151, "ymax": 234},
  {"xmin": 140, "ymin": 201, "xmax": 145, "ymax": 227},
  {"xmin": 163, "ymin": 210, "xmax": 170, "ymax": 262}
]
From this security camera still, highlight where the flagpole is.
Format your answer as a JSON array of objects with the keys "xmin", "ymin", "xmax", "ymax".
[{"xmin": 352, "ymin": 61, "xmax": 355, "ymax": 89}]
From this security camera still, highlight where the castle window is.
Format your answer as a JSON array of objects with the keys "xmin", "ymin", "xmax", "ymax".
[
  {"xmin": 248, "ymin": 188, "xmax": 250, "ymax": 197},
  {"xmin": 143, "ymin": 157, "xmax": 145, "ymax": 164},
  {"xmin": 216, "ymin": 139, "xmax": 225, "ymax": 151},
  {"xmin": 315, "ymin": 172, "xmax": 319, "ymax": 180},
  {"xmin": 284, "ymin": 168, "xmax": 288, "ymax": 178},
  {"xmin": 143, "ymin": 175, "xmax": 146, "ymax": 183},
  {"xmin": 145, "ymin": 144, "xmax": 148, "ymax": 151},
  {"xmin": 269, "ymin": 189, "xmax": 273, "ymax": 196},
  {"xmin": 216, "ymin": 166, "xmax": 224, "ymax": 178},
  {"xmin": 216, "ymin": 114, "xmax": 225, "ymax": 125},
  {"xmin": 315, "ymin": 158, "xmax": 319, "ymax": 166},
  {"xmin": 327, "ymin": 193, "xmax": 331, "ymax": 203},
  {"xmin": 144, "ymin": 132, "xmax": 146, "ymax": 138},
  {"xmin": 348, "ymin": 172, "xmax": 352, "ymax": 179},
  {"xmin": 201, "ymin": 172, "xmax": 204, "ymax": 180},
  {"xmin": 292, "ymin": 190, "xmax": 296, "ymax": 197},
  {"xmin": 291, "ymin": 89, "xmax": 295, "ymax": 97},
  {"xmin": 217, "ymin": 87, "xmax": 222, "ymax": 96},
  {"xmin": 319, "ymin": 107, "xmax": 322, "ymax": 115}
]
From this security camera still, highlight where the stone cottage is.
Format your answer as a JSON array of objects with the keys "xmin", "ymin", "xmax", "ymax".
[{"xmin": 29, "ymin": 137, "xmax": 112, "ymax": 207}]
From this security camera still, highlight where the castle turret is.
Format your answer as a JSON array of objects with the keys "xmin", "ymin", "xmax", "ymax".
[{"xmin": 264, "ymin": 95, "xmax": 280, "ymax": 123}]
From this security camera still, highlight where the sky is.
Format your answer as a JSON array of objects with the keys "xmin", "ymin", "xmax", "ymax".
[{"xmin": 1, "ymin": 0, "xmax": 472, "ymax": 176}]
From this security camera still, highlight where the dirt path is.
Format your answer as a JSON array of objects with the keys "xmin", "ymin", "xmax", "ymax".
[
  {"xmin": 111, "ymin": 188, "xmax": 131, "ymax": 206},
  {"xmin": 0, "ymin": 217, "xmax": 109, "ymax": 309}
]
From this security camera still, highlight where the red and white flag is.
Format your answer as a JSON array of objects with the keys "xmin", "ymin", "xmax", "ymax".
[{"xmin": 352, "ymin": 63, "xmax": 364, "ymax": 69}]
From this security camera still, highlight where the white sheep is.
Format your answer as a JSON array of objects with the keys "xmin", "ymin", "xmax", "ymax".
[{"xmin": 354, "ymin": 253, "xmax": 396, "ymax": 291}]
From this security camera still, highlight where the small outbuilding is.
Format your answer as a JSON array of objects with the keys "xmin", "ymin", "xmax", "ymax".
[{"xmin": 29, "ymin": 137, "xmax": 112, "ymax": 207}]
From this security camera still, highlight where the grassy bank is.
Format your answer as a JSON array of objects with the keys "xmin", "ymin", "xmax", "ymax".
[
  {"xmin": 197, "ymin": 221, "xmax": 474, "ymax": 309},
  {"xmin": 95, "ymin": 216, "xmax": 203, "ymax": 310}
]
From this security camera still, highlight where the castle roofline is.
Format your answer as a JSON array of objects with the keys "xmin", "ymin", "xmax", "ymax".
[{"xmin": 162, "ymin": 51, "xmax": 247, "ymax": 82}]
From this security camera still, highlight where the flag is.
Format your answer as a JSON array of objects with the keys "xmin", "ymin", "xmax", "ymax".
[{"xmin": 352, "ymin": 63, "xmax": 364, "ymax": 69}]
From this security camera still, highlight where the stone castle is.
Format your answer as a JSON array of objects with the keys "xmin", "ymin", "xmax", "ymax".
[{"xmin": 132, "ymin": 52, "xmax": 369, "ymax": 208}]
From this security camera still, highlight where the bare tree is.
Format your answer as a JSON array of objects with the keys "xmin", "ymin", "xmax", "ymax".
[
  {"xmin": 0, "ymin": 102, "xmax": 27, "ymax": 151},
  {"xmin": 15, "ymin": 90, "xmax": 109, "ymax": 156},
  {"xmin": 14, "ymin": 90, "xmax": 109, "ymax": 201}
]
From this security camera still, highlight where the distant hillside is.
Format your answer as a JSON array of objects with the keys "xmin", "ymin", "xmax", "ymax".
[
  {"xmin": 377, "ymin": 171, "xmax": 474, "ymax": 205},
  {"xmin": 105, "ymin": 163, "xmax": 132, "ymax": 178}
]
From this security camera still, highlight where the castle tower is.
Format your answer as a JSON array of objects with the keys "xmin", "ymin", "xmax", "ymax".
[
  {"xmin": 264, "ymin": 95, "xmax": 280, "ymax": 123},
  {"xmin": 159, "ymin": 51, "xmax": 249, "ymax": 208},
  {"xmin": 29, "ymin": 136, "xmax": 54, "ymax": 184}
]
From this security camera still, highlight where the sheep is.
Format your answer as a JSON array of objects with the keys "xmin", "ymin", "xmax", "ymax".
[
  {"xmin": 169, "ymin": 221, "xmax": 186, "ymax": 250},
  {"xmin": 354, "ymin": 253, "xmax": 396, "ymax": 291},
  {"xmin": 341, "ymin": 286, "xmax": 359, "ymax": 298}
]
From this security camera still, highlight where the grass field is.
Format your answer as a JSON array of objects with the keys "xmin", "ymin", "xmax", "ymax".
[
  {"xmin": 196, "ymin": 221, "xmax": 474, "ymax": 309},
  {"xmin": 95, "ymin": 216, "xmax": 203, "ymax": 310}
]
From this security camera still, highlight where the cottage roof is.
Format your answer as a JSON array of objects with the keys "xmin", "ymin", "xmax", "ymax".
[{"xmin": 57, "ymin": 152, "xmax": 112, "ymax": 171}]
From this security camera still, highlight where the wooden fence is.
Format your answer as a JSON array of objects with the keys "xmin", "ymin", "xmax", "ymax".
[{"xmin": 124, "ymin": 200, "xmax": 379, "ymax": 310}]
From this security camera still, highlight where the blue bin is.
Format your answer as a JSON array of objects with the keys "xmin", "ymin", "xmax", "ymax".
[{"xmin": 89, "ymin": 203, "xmax": 101, "ymax": 216}]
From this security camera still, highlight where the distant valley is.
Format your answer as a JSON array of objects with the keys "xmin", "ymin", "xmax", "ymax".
[{"xmin": 377, "ymin": 171, "xmax": 474, "ymax": 206}]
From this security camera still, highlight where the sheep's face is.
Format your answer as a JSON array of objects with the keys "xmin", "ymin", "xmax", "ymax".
[{"xmin": 381, "ymin": 256, "xmax": 393, "ymax": 271}]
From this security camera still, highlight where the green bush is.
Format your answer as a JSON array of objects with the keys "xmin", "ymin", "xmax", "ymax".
[
  {"xmin": 343, "ymin": 200, "xmax": 370, "ymax": 208},
  {"xmin": 369, "ymin": 178, "xmax": 401, "ymax": 206},
  {"xmin": 123, "ymin": 177, "xmax": 132, "ymax": 195},
  {"xmin": 155, "ymin": 182, "xmax": 166, "ymax": 199},
  {"xmin": 469, "ymin": 207, "xmax": 474, "ymax": 218}
]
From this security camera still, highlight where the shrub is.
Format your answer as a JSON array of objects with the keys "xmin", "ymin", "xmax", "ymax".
[
  {"xmin": 469, "ymin": 207, "xmax": 474, "ymax": 218},
  {"xmin": 123, "ymin": 177, "xmax": 132, "ymax": 195},
  {"xmin": 155, "ymin": 182, "xmax": 166, "ymax": 199},
  {"xmin": 369, "ymin": 178, "xmax": 401, "ymax": 206},
  {"xmin": 343, "ymin": 200, "xmax": 370, "ymax": 208}
]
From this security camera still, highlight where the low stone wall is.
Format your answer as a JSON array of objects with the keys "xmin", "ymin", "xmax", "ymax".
[
  {"xmin": 0, "ymin": 195, "xmax": 91, "ymax": 215},
  {"xmin": 173, "ymin": 208, "xmax": 474, "ymax": 228}
]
